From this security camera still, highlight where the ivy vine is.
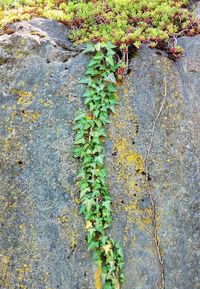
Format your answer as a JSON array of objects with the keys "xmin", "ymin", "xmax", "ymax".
[{"xmin": 73, "ymin": 42, "xmax": 124, "ymax": 289}]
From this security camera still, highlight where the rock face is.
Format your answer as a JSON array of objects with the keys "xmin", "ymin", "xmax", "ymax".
[{"xmin": 0, "ymin": 17, "xmax": 199, "ymax": 289}]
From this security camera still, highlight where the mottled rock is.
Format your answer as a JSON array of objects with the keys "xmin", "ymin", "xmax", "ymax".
[
  {"xmin": 0, "ymin": 18, "xmax": 93, "ymax": 289},
  {"xmin": 0, "ymin": 17, "xmax": 199, "ymax": 289},
  {"xmin": 107, "ymin": 35, "xmax": 200, "ymax": 289}
]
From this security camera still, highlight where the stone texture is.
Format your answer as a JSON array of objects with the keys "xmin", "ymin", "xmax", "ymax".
[{"xmin": 0, "ymin": 16, "xmax": 200, "ymax": 289}]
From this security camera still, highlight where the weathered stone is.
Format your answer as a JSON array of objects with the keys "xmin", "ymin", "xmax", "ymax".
[
  {"xmin": 107, "ymin": 34, "xmax": 200, "ymax": 289},
  {"xmin": 0, "ymin": 16, "xmax": 199, "ymax": 289}
]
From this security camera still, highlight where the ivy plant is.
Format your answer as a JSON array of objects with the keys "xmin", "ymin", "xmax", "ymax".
[{"xmin": 73, "ymin": 42, "xmax": 124, "ymax": 289}]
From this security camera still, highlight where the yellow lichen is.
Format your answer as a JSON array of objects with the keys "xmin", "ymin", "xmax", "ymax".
[
  {"xmin": 0, "ymin": 255, "xmax": 10, "ymax": 281},
  {"xmin": 57, "ymin": 207, "xmax": 80, "ymax": 252},
  {"xmin": 10, "ymin": 89, "xmax": 34, "ymax": 107},
  {"xmin": 17, "ymin": 264, "xmax": 32, "ymax": 282},
  {"xmin": 21, "ymin": 110, "xmax": 41, "ymax": 122}
]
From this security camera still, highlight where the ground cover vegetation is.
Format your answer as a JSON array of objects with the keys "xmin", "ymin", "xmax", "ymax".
[{"xmin": 0, "ymin": 0, "xmax": 199, "ymax": 58}]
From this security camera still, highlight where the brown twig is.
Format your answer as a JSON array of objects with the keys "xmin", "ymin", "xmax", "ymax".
[{"xmin": 144, "ymin": 76, "xmax": 167, "ymax": 289}]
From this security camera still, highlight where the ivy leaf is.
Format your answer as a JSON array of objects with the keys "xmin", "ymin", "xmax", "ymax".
[
  {"xmin": 94, "ymin": 154, "xmax": 104, "ymax": 165},
  {"xmin": 74, "ymin": 137, "xmax": 85, "ymax": 145},
  {"xmin": 82, "ymin": 90, "xmax": 94, "ymax": 98},
  {"xmin": 85, "ymin": 220, "xmax": 93, "ymax": 230},
  {"xmin": 80, "ymin": 180, "xmax": 89, "ymax": 190},
  {"xmin": 107, "ymin": 83, "xmax": 116, "ymax": 92},
  {"xmin": 79, "ymin": 204, "xmax": 86, "ymax": 215},
  {"xmin": 106, "ymin": 42, "xmax": 116, "ymax": 49},
  {"xmin": 102, "ymin": 280, "xmax": 112, "ymax": 289},
  {"xmin": 77, "ymin": 168, "xmax": 85, "ymax": 179},
  {"xmin": 99, "ymin": 112, "xmax": 110, "ymax": 124},
  {"xmin": 79, "ymin": 77, "xmax": 92, "ymax": 85},
  {"xmin": 102, "ymin": 200, "xmax": 111, "ymax": 211},
  {"xmin": 93, "ymin": 145, "xmax": 103, "ymax": 154},
  {"xmin": 88, "ymin": 240, "xmax": 99, "ymax": 250},
  {"xmin": 83, "ymin": 198, "xmax": 95, "ymax": 211},
  {"xmin": 96, "ymin": 84, "xmax": 105, "ymax": 93},
  {"xmin": 109, "ymin": 105, "xmax": 116, "ymax": 113},
  {"xmin": 105, "ymin": 73, "xmax": 116, "ymax": 83},
  {"xmin": 84, "ymin": 43, "xmax": 95, "ymax": 53},
  {"xmin": 109, "ymin": 97, "xmax": 118, "ymax": 105},
  {"xmin": 80, "ymin": 187, "xmax": 90, "ymax": 199},
  {"xmin": 73, "ymin": 147, "xmax": 84, "ymax": 158},
  {"xmin": 87, "ymin": 227, "xmax": 96, "ymax": 243},
  {"xmin": 94, "ymin": 217, "xmax": 103, "ymax": 233},
  {"xmin": 83, "ymin": 155, "xmax": 93, "ymax": 165},
  {"xmin": 95, "ymin": 42, "xmax": 102, "ymax": 51},
  {"xmin": 92, "ymin": 126, "xmax": 106, "ymax": 138},
  {"xmin": 74, "ymin": 111, "xmax": 85, "ymax": 121},
  {"xmin": 85, "ymin": 67, "xmax": 98, "ymax": 76},
  {"xmin": 120, "ymin": 273, "xmax": 125, "ymax": 284},
  {"xmin": 93, "ymin": 110, "xmax": 99, "ymax": 118},
  {"xmin": 106, "ymin": 55, "xmax": 114, "ymax": 67},
  {"xmin": 100, "ymin": 235, "xmax": 108, "ymax": 245}
]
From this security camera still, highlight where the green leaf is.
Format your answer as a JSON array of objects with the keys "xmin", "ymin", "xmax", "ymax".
[
  {"xmin": 107, "ymin": 83, "xmax": 117, "ymax": 92},
  {"xmin": 102, "ymin": 200, "xmax": 111, "ymax": 211},
  {"xmin": 99, "ymin": 112, "xmax": 110, "ymax": 124},
  {"xmin": 93, "ymin": 145, "xmax": 103, "ymax": 154},
  {"xmin": 77, "ymin": 168, "xmax": 85, "ymax": 179},
  {"xmin": 95, "ymin": 42, "xmax": 102, "ymax": 51},
  {"xmin": 109, "ymin": 105, "xmax": 116, "ymax": 113},
  {"xmin": 74, "ymin": 111, "xmax": 85, "ymax": 121},
  {"xmin": 79, "ymin": 77, "xmax": 92, "ymax": 85},
  {"xmin": 84, "ymin": 43, "xmax": 95, "ymax": 53},
  {"xmin": 93, "ymin": 110, "xmax": 99, "ymax": 118},
  {"xmin": 73, "ymin": 147, "xmax": 84, "ymax": 158},
  {"xmin": 106, "ymin": 42, "xmax": 116, "ymax": 49},
  {"xmin": 74, "ymin": 137, "xmax": 85, "ymax": 145},
  {"xmin": 105, "ymin": 73, "xmax": 116, "ymax": 83},
  {"xmin": 106, "ymin": 55, "xmax": 114, "ymax": 67},
  {"xmin": 85, "ymin": 67, "xmax": 98, "ymax": 76},
  {"xmin": 96, "ymin": 83, "xmax": 105, "ymax": 93},
  {"xmin": 88, "ymin": 240, "xmax": 99, "ymax": 250},
  {"xmin": 83, "ymin": 198, "xmax": 95, "ymax": 211},
  {"xmin": 102, "ymin": 280, "xmax": 112, "ymax": 289},
  {"xmin": 94, "ymin": 154, "xmax": 104, "ymax": 165},
  {"xmin": 87, "ymin": 59, "xmax": 98, "ymax": 67},
  {"xmin": 93, "ymin": 51, "xmax": 104, "ymax": 60},
  {"xmin": 80, "ymin": 187, "xmax": 90, "ymax": 199},
  {"xmin": 80, "ymin": 180, "xmax": 89, "ymax": 190},
  {"xmin": 87, "ymin": 227, "xmax": 96, "ymax": 243}
]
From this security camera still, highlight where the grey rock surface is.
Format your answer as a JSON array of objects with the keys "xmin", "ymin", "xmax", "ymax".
[{"xmin": 0, "ymin": 17, "xmax": 200, "ymax": 289}]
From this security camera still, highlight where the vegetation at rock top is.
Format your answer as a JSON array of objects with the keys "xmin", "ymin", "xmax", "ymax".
[{"xmin": 0, "ymin": 0, "xmax": 199, "ymax": 58}]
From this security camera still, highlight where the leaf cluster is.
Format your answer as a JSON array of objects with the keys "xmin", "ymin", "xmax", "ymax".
[
  {"xmin": 73, "ymin": 42, "xmax": 124, "ymax": 288},
  {"xmin": 0, "ymin": 0, "xmax": 199, "ymax": 57}
]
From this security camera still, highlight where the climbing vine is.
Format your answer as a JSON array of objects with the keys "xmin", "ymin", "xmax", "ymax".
[{"xmin": 73, "ymin": 42, "xmax": 124, "ymax": 289}]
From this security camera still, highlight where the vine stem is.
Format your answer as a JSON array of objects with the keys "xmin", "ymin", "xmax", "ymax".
[{"xmin": 144, "ymin": 76, "xmax": 167, "ymax": 289}]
